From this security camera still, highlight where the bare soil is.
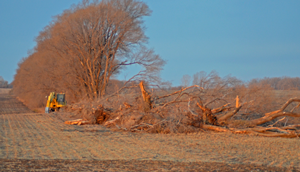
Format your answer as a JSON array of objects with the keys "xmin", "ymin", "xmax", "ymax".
[
  {"xmin": 0, "ymin": 88, "xmax": 11, "ymax": 95},
  {"xmin": 0, "ymin": 93, "xmax": 299, "ymax": 171}
]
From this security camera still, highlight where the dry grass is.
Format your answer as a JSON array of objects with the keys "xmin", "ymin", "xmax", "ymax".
[{"xmin": 1, "ymin": 112, "xmax": 300, "ymax": 169}]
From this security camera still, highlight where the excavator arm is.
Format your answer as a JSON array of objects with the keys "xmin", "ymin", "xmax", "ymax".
[{"xmin": 45, "ymin": 92, "xmax": 55, "ymax": 113}]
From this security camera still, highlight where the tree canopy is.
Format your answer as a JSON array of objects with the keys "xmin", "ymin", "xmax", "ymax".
[{"xmin": 13, "ymin": 0, "xmax": 165, "ymax": 108}]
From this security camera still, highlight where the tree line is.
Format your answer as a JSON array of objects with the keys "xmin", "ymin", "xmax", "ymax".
[
  {"xmin": 12, "ymin": 0, "xmax": 300, "ymax": 111},
  {"xmin": 248, "ymin": 77, "xmax": 300, "ymax": 90},
  {"xmin": 181, "ymin": 72, "xmax": 300, "ymax": 90},
  {"xmin": 13, "ymin": 0, "xmax": 164, "ymax": 109},
  {"xmin": 0, "ymin": 76, "xmax": 12, "ymax": 88}
]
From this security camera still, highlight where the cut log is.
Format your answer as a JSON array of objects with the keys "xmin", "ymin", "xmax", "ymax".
[
  {"xmin": 202, "ymin": 124, "xmax": 229, "ymax": 132},
  {"xmin": 64, "ymin": 119, "xmax": 82, "ymax": 124},
  {"xmin": 202, "ymin": 125, "xmax": 300, "ymax": 138},
  {"xmin": 64, "ymin": 119, "xmax": 90, "ymax": 125}
]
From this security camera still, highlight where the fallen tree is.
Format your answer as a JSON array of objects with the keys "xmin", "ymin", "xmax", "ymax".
[
  {"xmin": 164, "ymin": 88, "xmax": 300, "ymax": 137},
  {"xmin": 136, "ymin": 81, "xmax": 300, "ymax": 137},
  {"xmin": 63, "ymin": 78, "xmax": 300, "ymax": 138}
]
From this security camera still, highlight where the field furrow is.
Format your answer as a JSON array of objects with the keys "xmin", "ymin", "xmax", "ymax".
[{"xmin": 0, "ymin": 93, "xmax": 299, "ymax": 171}]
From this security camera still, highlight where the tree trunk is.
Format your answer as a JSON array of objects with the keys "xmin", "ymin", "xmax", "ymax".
[{"xmin": 139, "ymin": 81, "xmax": 152, "ymax": 112}]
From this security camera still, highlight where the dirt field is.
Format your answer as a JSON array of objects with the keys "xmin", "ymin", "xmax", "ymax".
[
  {"xmin": 0, "ymin": 88, "xmax": 11, "ymax": 95},
  {"xmin": 0, "ymin": 93, "xmax": 299, "ymax": 171}
]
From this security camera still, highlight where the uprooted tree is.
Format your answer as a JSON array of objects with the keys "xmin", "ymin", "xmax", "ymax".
[
  {"xmin": 64, "ymin": 71, "xmax": 300, "ymax": 138},
  {"xmin": 198, "ymin": 97, "xmax": 300, "ymax": 138},
  {"xmin": 13, "ymin": 0, "xmax": 165, "ymax": 108}
]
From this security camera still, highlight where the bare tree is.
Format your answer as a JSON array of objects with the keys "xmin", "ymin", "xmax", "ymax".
[
  {"xmin": 180, "ymin": 74, "xmax": 191, "ymax": 87},
  {"xmin": 13, "ymin": 0, "xmax": 165, "ymax": 108},
  {"xmin": 249, "ymin": 77, "xmax": 300, "ymax": 90},
  {"xmin": 0, "ymin": 76, "xmax": 9, "ymax": 88},
  {"xmin": 38, "ymin": 0, "xmax": 164, "ymax": 99}
]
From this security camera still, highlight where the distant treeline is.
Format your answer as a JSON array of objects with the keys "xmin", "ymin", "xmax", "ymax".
[
  {"xmin": 248, "ymin": 77, "xmax": 300, "ymax": 90},
  {"xmin": 0, "ymin": 76, "xmax": 12, "ymax": 88},
  {"xmin": 180, "ymin": 71, "xmax": 300, "ymax": 91}
]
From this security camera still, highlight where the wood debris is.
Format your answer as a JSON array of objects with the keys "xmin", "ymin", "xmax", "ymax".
[{"xmin": 64, "ymin": 119, "xmax": 90, "ymax": 125}]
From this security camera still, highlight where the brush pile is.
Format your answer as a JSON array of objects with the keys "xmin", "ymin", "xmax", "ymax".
[{"xmin": 63, "ymin": 81, "xmax": 300, "ymax": 137}]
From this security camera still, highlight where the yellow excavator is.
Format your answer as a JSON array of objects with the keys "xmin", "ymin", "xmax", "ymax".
[{"xmin": 45, "ymin": 92, "xmax": 67, "ymax": 113}]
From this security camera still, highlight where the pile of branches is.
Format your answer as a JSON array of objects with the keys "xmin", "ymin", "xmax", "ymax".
[{"xmin": 63, "ymin": 81, "xmax": 300, "ymax": 137}]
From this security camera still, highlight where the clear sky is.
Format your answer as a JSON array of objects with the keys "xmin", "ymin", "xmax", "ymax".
[{"xmin": 0, "ymin": 0, "xmax": 300, "ymax": 86}]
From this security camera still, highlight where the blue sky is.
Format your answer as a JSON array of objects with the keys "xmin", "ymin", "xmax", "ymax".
[{"xmin": 0, "ymin": 0, "xmax": 299, "ymax": 86}]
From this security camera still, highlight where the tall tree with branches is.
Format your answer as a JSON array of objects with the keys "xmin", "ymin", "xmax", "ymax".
[{"xmin": 14, "ymin": 0, "xmax": 165, "ymax": 103}]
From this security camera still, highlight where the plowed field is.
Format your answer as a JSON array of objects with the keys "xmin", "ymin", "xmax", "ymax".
[{"xmin": 0, "ymin": 92, "xmax": 299, "ymax": 171}]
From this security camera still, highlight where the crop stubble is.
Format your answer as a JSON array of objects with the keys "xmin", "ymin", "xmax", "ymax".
[{"xmin": 0, "ymin": 93, "xmax": 299, "ymax": 171}]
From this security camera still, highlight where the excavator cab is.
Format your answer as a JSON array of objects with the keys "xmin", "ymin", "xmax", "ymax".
[{"xmin": 56, "ymin": 93, "xmax": 65, "ymax": 104}]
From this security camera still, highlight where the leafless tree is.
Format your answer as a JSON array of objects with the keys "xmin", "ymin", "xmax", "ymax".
[
  {"xmin": 249, "ymin": 77, "xmax": 300, "ymax": 90},
  {"xmin": 180, "ymin": 74, "xmax": 191, "ymax": 87},
  {"xmin": 38, "ymin": 0, "xmax": 164, "ymax": 98},
  {"xmin": 13, "ymin": 0, "xmax": 165, "ymax": 108},
  {"xmin": 0, "ymin": 76, "xmax": 9, "ymax": 88}
]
